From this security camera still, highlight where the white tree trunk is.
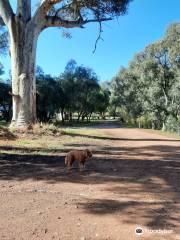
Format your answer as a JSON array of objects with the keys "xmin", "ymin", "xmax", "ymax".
[{"xmin": 9, "ymin": 18, "xmax": 39, "ymax": 128}]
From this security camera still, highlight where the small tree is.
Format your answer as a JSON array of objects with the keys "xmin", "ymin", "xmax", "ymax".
[
  {"xmin": 74, "ymin": 66, "xmax": 100, "ymax": 121},
  {"xmin": 59, "ymin": 61, "xmax": 100, "ymax": 121},
  {"xmin": 59, "ymin": 61, "xmax": 77, "ymax": 121}
]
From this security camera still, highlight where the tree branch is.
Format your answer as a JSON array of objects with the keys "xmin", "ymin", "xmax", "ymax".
[
  {"xmin": 17, "ymin": 0, "xmax": 31, "ymax": 22},
  {"xmin": 0, "ymin": 0, "xmax": 14, "ymax": 26},
  {"xmin": 0, "ymin": 17, "xmax": 5, "ymax": 26},
  {"xmin": 42, "ymin": 16, "xmax": 112, "ymax": 29},
  {"xmin": 33, "ymin": 0, "xmax": 62, "ymax": 22},
  {"xmin": 93, "ymin": 21, "xmax": 103, "ymax": 53}
]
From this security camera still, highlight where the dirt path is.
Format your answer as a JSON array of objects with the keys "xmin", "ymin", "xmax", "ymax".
[{"xmin": 0, "ymin": 123, "xmax": 180, "ymax": 240}]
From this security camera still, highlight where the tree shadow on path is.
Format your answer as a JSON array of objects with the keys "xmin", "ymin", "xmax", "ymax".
[
  {"xmin": 0, "ymin": 140, "xmax": 179, "ymax": 232},
  {"xmin": 63, "ymin": 131, "xmax": 180, "ymax": 141}
]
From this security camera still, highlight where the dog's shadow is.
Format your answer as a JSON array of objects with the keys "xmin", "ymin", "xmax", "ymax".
[{"xmin": 65, "ymin": 162, "xmax": 97, "ymax": 175}]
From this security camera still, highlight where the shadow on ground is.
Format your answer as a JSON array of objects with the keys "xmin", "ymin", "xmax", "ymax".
[
  {"xmin": 62, "ymin": 131, "xmax": 180, "ymax": 142},
  {"xmin": 0, "ymin": 140, "xmax": 179, "ymax": 231}
]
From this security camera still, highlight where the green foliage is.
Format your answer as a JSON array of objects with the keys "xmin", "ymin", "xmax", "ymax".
[
  {"xmin": 165, "ymin": 116, "xmax": 180, "ymax": 133},
  {"xmin": 57, "ymin": 60, "xmax": 109, "ymax": 122},
  {"xmin": 0, "ymin": 80, "xmax": 12, "ymax": 122},
  {"xmin": 0, "ymin": 26, "xmax": 11, "ymax": 122},
  {"xmin": 36, "ymin": 60, "xmax": 110, "ymax": 123},
  {"xmin": 108, "ymin": 95, "xmax": 121, "ymax": 118},
  {"xmin": 136, "ymin": 116, "xmax": 152, "ymax": 129},
  {"xmin": 93, "ymin": 88, "xmax": 111, "ymax": 119},
  {"xmin": 111, "ymin": 67, "xmax": 143, "ymax": 120},
  {"xmin": 37, "ymin": 0, "xmax": 132, "ymax": 21},
  {"xmin": 36, "ymin": 74, "xmax": 62, "ymax": 122},
  {"xmin": 110, "ymin": 23, "xmax": 180, "ymax": 130}
]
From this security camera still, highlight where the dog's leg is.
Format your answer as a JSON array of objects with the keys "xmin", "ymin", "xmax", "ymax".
[
  {"xmin": 66, "ymin": 161, "xmax": 73, "ymax": 172},
  {"xmin": 79, "ymin": 162, "xmax": 84, "ymax": 172},
  {"xmin": 83, "ymin": 163, "xmax": 86, "ymax": 170}
]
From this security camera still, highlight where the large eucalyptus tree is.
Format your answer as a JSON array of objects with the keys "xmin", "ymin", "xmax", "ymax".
[{"xmin": 0, "ymin": 0, "xmax": 132, "ymax": 127}]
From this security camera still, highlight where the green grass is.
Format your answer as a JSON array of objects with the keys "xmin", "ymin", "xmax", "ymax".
[
  {"xmin": 141, "ymin": 128, "xmax": 180, "ymax": 139},
  {"xmin": 61, "ymin": 127, "xmax": 104, "ymax": 137},
  {"xmin": 17, "ymin": 140, "xmax": 32, "ymax": 145},
  {"xmin": 0, "ymin": 125, "xmax": 104, "ymax": 156}
]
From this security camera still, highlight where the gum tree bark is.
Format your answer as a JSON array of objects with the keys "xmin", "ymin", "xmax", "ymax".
[
  {"xmin": 0, "ymin": 0, "xmax": 131, "ymax": 128},
  {"xmin": 10, "ymin": 19, "xmax": 39, "ymax": 127}
]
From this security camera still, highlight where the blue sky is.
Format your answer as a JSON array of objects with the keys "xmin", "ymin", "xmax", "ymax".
[{"xmin": 1, "ymin": 0, "xmax": 180, "ymax": 81}]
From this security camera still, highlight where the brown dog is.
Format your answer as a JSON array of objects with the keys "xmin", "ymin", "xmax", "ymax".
[{"xmin": 65, "ymin": 149, "xmax": 92, "ymax": 171}]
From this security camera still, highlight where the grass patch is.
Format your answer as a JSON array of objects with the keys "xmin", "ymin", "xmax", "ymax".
[
  {"xmin": 0, "ymin": 128, "xmax": 102, "ymax": 152},
  {"xmin": 17, "ymin": 140, "xmax": 32, "ymax": 145},
  {"xmin": 61, "ymin": 127, "xmax": 103, "ymax": 137},
  {"xmin": 0, "ymin": 149, "xmax": 55, "ymax": 156},
  {"xmin": 141, "ymin": 128, "xmax": 180, "ymax": 139},
  {"xmin": 0, "ymin": 124, "xmax": 106, "ymax": 156}
]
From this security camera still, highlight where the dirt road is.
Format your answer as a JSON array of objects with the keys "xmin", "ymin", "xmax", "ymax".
[{"xmin": 0, "ymin": 123, "xmax": 179, "ymax": 240}]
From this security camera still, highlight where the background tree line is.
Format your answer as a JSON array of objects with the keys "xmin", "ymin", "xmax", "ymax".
[
  {"xmin": 110, "ymin": 23, "xmax": 180, "ymax": 131},
  {"xmin": 1, "ymin": 22, "xmax": 180, "ymax": 131},
  {"xmin": 0, "ymin": 59, "xmax": 110, "ymax": 124},
  {"xmin": 36, "ymin": 60, "xmax": 110, "ymax": 123}
]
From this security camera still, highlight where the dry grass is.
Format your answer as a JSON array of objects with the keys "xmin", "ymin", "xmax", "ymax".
[
  {"xmin": 0, "ymin": 126, "xmax": 16, "ymax": 140},
  {"xmin": 0, "ymin": 124, "xmax": 104, "ymax": 156}
]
